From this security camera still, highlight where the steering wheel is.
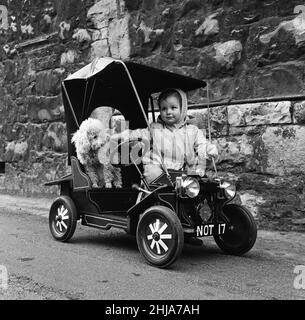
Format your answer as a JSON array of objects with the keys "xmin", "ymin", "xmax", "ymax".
[{"xmin": 109, "ymin": 138, "xmax": 150, "ymax": 166}]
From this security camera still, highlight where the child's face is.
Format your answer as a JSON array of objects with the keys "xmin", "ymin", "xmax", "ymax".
[{"xmin": 159, "ymin": 95, "xmax": 181, "ymax": 126}]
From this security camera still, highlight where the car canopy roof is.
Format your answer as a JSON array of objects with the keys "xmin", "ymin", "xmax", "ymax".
[{"xmin": 62, "ymin": 57, "xmax": 206, "ymax": 159}]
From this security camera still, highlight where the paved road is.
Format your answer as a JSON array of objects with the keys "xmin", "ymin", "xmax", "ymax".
[{"xmin": 0, "ymin": 194, "xmax": 304, "ymax": 300}]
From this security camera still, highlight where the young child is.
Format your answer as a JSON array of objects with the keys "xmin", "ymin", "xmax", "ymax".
[{"xmin": 112, "ymin": 88, "xmax": 218, "ymax": 183}]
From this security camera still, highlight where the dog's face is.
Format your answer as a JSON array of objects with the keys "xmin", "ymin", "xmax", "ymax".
[
  {"xmin": 72, "ymin": 118, "xmax": 110, "ymax": 156},
  {"xmin": 87, "ymin": 127, "xmax": 109, "ymax": 151}
]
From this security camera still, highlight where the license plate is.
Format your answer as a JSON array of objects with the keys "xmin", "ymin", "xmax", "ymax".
[{"xmin": 196, "ymin": 223, "xmax": 226, "ymax": 237}]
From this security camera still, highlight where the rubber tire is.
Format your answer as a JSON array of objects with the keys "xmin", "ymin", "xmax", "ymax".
[
  {"xmin": 136, "ymin": 206, "xmax": 184, "ymax": 268},
  {"xmin": 213, "ymin": 204, "xmax": 257, "ymax": 256},
  {"xmin": 49, "ymin": 196, "xmax": 78, "ymax": 242}
]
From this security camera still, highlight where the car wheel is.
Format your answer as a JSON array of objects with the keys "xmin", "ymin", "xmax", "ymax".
[
  {"xmin": 136, "ymin": 206, "xmax": 184, "ymax": 268},
  {"xmin": 49, "ymin": 196, "xmax": 78, "ymax": 242},
  {"xmin": 213, "ymin": 204, "xmax": 257, "ymax": 256}
]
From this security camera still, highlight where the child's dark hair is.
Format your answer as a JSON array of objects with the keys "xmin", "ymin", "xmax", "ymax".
[{"xmin": 157, "ymin": 88, "xmax": 182, "ymax": 109}]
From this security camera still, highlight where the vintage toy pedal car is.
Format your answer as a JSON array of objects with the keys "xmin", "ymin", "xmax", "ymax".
[{"xmin": 45, "ymin": 57, "xmax": 257, "ymax": 268}]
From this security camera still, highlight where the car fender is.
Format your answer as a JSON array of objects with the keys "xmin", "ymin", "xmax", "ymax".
[{"xmin": 127, "ymin": 185, "xmax": 175, "ymax": 234}]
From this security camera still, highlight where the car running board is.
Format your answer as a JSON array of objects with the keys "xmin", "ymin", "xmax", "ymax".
[{"xmin": 82, "ymin": 214, "xmax": 128, "ymax": 231}]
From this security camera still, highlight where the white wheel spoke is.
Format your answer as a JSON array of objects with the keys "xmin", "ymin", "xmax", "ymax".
[
  {"xmin": 58, "ymin": 222, "xmax": 62, "ymax": 232},
  {"xmin": 154, "ymin": 219, "xmax": 160, "ymax": 233},
  {"xmin": 149, "ymin": 223, "xmax": 155, "ymax": 234},
  {"xmin": 158, "ymin": 223, "xmax": 168, "ymax": 235},
  {"xmin": 160, "ymin": 233, "xmax": 172, "ymax": 240},
  {"xmin": 158, "ymin": 240, "xmax": 168, "ymax": 252},
  {"xmin": 150, "ymin": 239, "xmax": 156, "ymax": 250},
  {"xmin": 62, "ymin": 209, "xmax": 68, "ymax": 216},
  {"xmin": 61, "ymin": 214, "xmax": 69, "ymax": 220},
  {"xmin": 156, "ymin": 242, "xmax": 161, "ymax": 254},
  {"xmin": 56, "ymin": 221, "xmax": 60, "ymax": 228},
  {"xmin": 146, "ymin": 218, "xmax": 172, "ymax": 255},
  {"xmin": 61, "ymin": 221, "xmax": 68, "ymax": 230}
]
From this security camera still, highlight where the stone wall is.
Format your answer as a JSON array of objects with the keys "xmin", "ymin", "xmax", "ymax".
[{"xmin": 0, "ymin": 0, "xmax": 305, "ymax": 231}]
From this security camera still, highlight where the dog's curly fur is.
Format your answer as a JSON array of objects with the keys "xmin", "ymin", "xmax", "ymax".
[{"xmin": 71, "ymin": 118, "xmax": 122, "ymax": 188}]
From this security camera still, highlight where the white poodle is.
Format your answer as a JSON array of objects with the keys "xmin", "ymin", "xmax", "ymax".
[{"xmin": 71, "ymin": 118, "xmax": 122, "ymax": 188}]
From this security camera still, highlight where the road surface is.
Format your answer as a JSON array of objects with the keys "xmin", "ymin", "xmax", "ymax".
[{"xmin": 0, "ymin": 194, "xmax": 304, "ymax": 300}]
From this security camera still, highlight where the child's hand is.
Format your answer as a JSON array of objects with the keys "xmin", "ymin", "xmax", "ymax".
[
  {"xmin": 110, "ymin": 130, "xmax": 129, "ymax": 143},
  {"xmin": 207, "ymin": 143, "xmax": 218, "ymax": 160},
  {"xmin": 110, "ymin": 133, "xmax": 120, "ymax": 142}
]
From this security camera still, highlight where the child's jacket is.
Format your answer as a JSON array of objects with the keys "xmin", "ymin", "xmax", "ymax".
[{"xmin": 125, "ymin": 89, "xmax": 211, "ymax": 173}]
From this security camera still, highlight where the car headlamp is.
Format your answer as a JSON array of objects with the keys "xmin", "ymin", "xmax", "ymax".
[
  {"xmin": 220, "ymin": 181, "xmax": 236, "ymax": 200},
  {"xmin": 182, "ymin": 177, "xmax": 200, "ymax": 198}
]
